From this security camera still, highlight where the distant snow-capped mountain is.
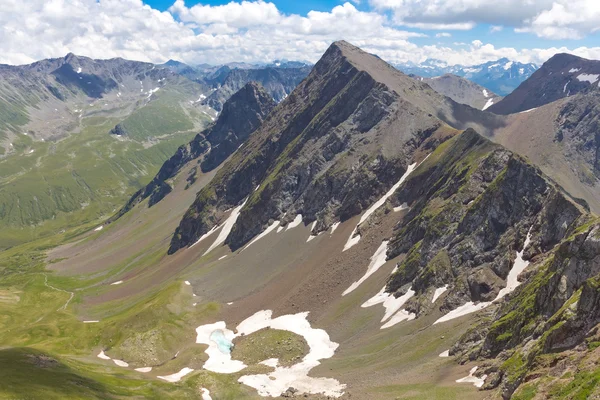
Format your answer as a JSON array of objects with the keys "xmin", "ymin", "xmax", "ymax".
[{"xmin": 396, "ymin": 58, "xmax": 538, "ymax": 95}]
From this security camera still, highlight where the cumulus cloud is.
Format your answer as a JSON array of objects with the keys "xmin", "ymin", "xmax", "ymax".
[
  {"xmin": 369, "ymin": 0, "xmax": 600, "ymax": 39},
  {"xmin": 435, "ymin": 32, "xmax": 452, "ymax": 38},
  {"xmin": 0, "ymin": 0, "xmax": 599, "ymax": 68}
]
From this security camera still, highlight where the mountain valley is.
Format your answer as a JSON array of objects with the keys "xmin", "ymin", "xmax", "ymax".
[{"xmin": 1, "ymin": 39, "xmax": 600, "ymax": 400}]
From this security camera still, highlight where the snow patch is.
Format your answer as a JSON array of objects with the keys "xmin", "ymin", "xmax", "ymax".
[
  {"xmin": 433, "ymin": 301, "xmax": 490, "ymax": 325},
  {"xmin": 482, "ymin": 89, "xmax": 489, "ymax": 98},
  {"xmin": 519, "ymin": 107, "xmax": 538, "ymax": 114},
  {"xmin": 76, "ymin": 67, "xmax": 82, "ymax": 73},
  {"xmin": 94, "ymin": 226, "xmax": 103, "ymax": 231},
  {"xmin": 343, "ymin": 162, "xmax": 418, "ymax": 251},
  {"xmin": 201, "ymin": 388, "xmax": 212, "ymax": 400},
  {"xmin": 260, "ymin": 358, "xmax": 279, "ymax": 367},
  {"xmin": 195, "ymin": 310, "xmax": 345, "ymax": 397},
  {"xmin": 456, "ymin": 366, "xmax": 487, "ymax": 388},
  {"xmin": 286, "ymin": 214, "xmax": 303, "ymax": 231},
  {"xmin": 135, "ymin": 367, "xmax": 152, "ymax": 373},
  {"xmin": 330, "ymin": 222, "xmax": 340, "ymax": 234},
  {"xmin": 432, "ymin": 285, "xmax": 449, "ymax": 303},
  {"xmin": 393, "ymin": 203, "xmax": 408, "ymax": 212},
  {"xmin": 97, "ymin": 350, "xmax": 111, "ymax": 360},
  {"xmin": 343, "ymin": 241, "xmax": 389, "ymax": 296},
  {"xmin": 482, "ymin": 98, "xmax": 494, "ymax": 111},
  {"xmin": 576, "ymin": 73, "xmax": 599, "ymax": 84},
  {"xmin": 110, "ymin": 280, "xmax": 123, "ymax": 286},
  {"xmin": 191, "ymin": 224, "xmax": 222, "ymax": 248},
  {"xmin": 185, "ymin": 281, "xmax": 191, "ymax": 286},
  {"xmin": 113, "ymin": 359, "xmax": 129, "ymax": 367},
  {"xmin": 381, "ymin": 309, "xmax": 416, "ymax": 329},
  {"xmin": 568, "ymin": 68, "xmax": 581, "ymax": 73},
  {"xmin": 342, "ymin": 234, "xmax": 361, "ymax": 251},
  {"xmin": 204, "ymin": 199, "xmax": 247, "ymax": 255},
  {"xmin": 495, "ymin": 228, "xmax": 532, "ymax": 300},
  {"xmin": 563, "ymin": 81, "xmax": 570, "ymax": 93},
  {"xmin": 158, "ymin": 367, "xmax": 194, "ymax": 382},
  {"xmin": 503, "ymin": 61, "xmax": 513, "ymax": 70},
  {"xmin": 362, "ymin": 284, "xmax": 416, "ymax": 329},
  {"xmin": 83, "ymin": 320, "xmax": 99, "ymax": 323},
  {"xmin": 242, "ymin": 220, "xmax": 280, "ymax": 251},
  {"xmin": 218, "ymin": 255, "xmax": 228, "ymax": 260},
  {"xmin": 439, "ymin": 350, "xmax": 450, "ymax": 357}
]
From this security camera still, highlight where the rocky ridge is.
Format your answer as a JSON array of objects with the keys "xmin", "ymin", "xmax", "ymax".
[
  {"xmin": 168, "ymin": 40, "xmax": 504, "ymax": 254},
  {"xmin": 112, "ymin": 82, "xmax": 275, "ymax": 220}
]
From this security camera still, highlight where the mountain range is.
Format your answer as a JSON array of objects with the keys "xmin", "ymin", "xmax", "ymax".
[
  {"xmin": 396, "ymin": 57, "xmax": 539, "ymax": 96},
  {"xmin": 2, "ymin": 40, "xmax": 600, "ymax": 400}
]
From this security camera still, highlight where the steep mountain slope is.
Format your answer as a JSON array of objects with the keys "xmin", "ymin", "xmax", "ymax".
[
  {"xmin": 114, "ymin": 82, "xmax": 276, "ymax": 219},
  {"xmin": 488, "ymin": 53, "xmax": 600, "ymax": 115},
  {"xmin": 413, "ymin": 74, "xmax": 503, "ymax": 110},
  {"xmin": 201, "ymin": 66, "xmax": 311, "ymax": 111},
  {"xmin": 490, "ymin": 91, "xmax": 600, "ymax": 214},
  {"xmin": 169, "ymin": 40, "xmax": 504, "ymax": 254},
  {"xmin": 397, "ymin": 58, "xmax": 538, "ymax": 96}
]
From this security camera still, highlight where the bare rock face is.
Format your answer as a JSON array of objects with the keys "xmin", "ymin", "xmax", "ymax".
[
  {"xmin": 201, "ymin": 82, "xmax": 276, "ymax": 172},
  {"xmin": 112, "ymin": 82, "xmax": 275, "ymax": 220},
  {"xmin": 201, "ymin": 66, "xmax": 310, "ymax": 112}
]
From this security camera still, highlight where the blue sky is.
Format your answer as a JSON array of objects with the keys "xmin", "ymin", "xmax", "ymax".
[
  {"xmin": 2, "ymin": 0, "xmax": 599, "ymax": 66},
  {"xmin": 143, "ymin": 0, "xmax": 600, "ymax": 51}
]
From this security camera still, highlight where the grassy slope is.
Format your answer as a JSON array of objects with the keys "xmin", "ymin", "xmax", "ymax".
[
  {"xmin": 0, "ymin": 95, "xmax": 210, "ymax": 248},
  {"xmin": 0, "ymin": 227, "xmax": 256, "ymax": 399}
]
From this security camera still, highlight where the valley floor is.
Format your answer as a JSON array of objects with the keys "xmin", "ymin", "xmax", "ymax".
[{"xmin": 1, "ymin": 162, "xmax": 487, "ymax": 399}]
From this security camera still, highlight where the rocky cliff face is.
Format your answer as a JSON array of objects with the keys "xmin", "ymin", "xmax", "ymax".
[
  {"xmin": 488, "ymin": 53, "xmax": 600, "ymax": 115},
  {"xmin": 555, "ymin": 92, "xmax": 600, "ymax": 183},
  {"xmin": 378, "ymin": 129, "xmax": 585, "ymax": 316},
  {"xmin": 112, "ymin": 82, "xmax": 275, "ymax": 220},
  {"xmin": 168, "ymin": 40, "xmax": 504, "ymax": 254},
  {"xmin": 201, "ymin": 82, "xmax": 276, "ymax": 172},
  {"xmin": 201, "ymin": 66, "xmax": 311, "ymax": 111}
]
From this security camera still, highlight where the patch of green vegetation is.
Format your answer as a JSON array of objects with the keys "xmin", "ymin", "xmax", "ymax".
[
  {"xmin": 0, "ymin": 347, "xmax": 203, "ymax": 399},
  {"xmin": 118, "ymin": 90, "xmax": 208, "ymax": 141},
  {"xmin": 388, "ymin": 240, "xmax": 423, "ymax": 291},
  {"xmin": 512, "ymin": 382, "xmax": 539, "ymax": 400},
  {"xmin": 414, "ymin": 249, "xmax": 452, "ymax": 289},
  {"xmin": 502, "ymin": 351, "xmax": 528, "ymax": 386},
  {"xmin": 548, "ymin": 367, "xmax": 600, "ymax": 399},
  {"xmin": 0, "ymin": 117, "xmax": 198, "ymax": 248},
  {"xmin": 232, "ymin": 328, "xmax": 309, "ymax": 367}
]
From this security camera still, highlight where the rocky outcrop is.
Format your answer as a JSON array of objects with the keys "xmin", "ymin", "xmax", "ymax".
[
  {"xmin": 202, "ymin": 66, "xmax": 311, "ymax": 111},
  {"xmin": 169, "ymin": 40, "xmax": 506, "ymax": 254},
  {"xmin": 488, "ymin": 53, "xmax": 600, "ymax": 115},
  {"xmin": 555, "ymin": 92, "xmax": 600, "ymax": 183},
  {"xmin": 201, "ymin": 82, "xmax": 276, "ymax": 172},
  {"xmin": 381, "ymin": 129, "xmax": 584, "ymax": 314},
  {"xmin": 111, "ymin": 82, "xmax": 274, "ymax": 221}
]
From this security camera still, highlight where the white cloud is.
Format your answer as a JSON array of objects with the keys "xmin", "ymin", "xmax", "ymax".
[
  {"xmin": 369, "ymin": 0, "xmax": 600, "ymax": 39},
  {"xmin": 490, "ymin": 25, "xmax": 503, "ymax": 33},
  {"xmin": 0, "ymin": 0, "xmax": 598, "ymax": 69},
  {"xmin": 435, "ymin": 32, "xmax": 452, "ymax": 38}
]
